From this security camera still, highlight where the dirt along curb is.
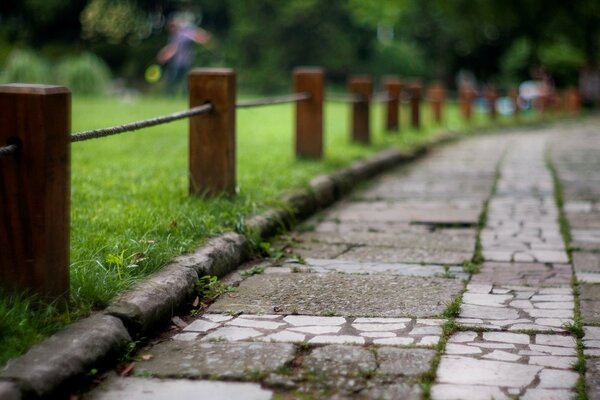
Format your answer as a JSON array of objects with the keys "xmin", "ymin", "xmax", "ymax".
[{"xmin": 0, "ymin": 132, "xmax": 458, "ymax": 399}]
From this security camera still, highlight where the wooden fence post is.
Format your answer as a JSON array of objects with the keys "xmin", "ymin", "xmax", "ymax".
[
  {"xmin": 383, "ymin": 77, "xmax": 401, "ymax": 132},
  {"xmin": 459, "ymin": 86, "xmax": 475, "ymax": 122},
  {"xmin": 409, "ymin": 81, "xmax": 422, "ymax": 129},
  {"xmin": 294, "ymin": 67, "xmax": 324, "ymax": 158},
  {"xmin": 428, "ymin": 83, "xmax": 445, "ymax": 125},
  {"xmin": 188, "ymin": 69, "xmax": 236, "ymax": 196},
  {"xmin": 348, "ymin": 76, "xmax": 372, "ymax": 144},
  {"xmin": 485, "ymin": 85, "xmax": 498, "ymax": 121},
  {"xmin": 509, "ymin": 87, "xmax": 519, "ymax": 120},
  {"xmin": 0, "ymin": 84, "xmax": 71, "ymax": 302}
]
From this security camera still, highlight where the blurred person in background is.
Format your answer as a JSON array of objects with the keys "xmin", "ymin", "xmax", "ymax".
[{"xmin": 157, "ymin": 12, "xmax": 211, "ymax": 96}]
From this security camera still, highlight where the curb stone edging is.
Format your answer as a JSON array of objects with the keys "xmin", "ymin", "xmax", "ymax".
[
  {"xmin": 0, "ymin": 133, "xmax": 459, "ymax": 398},
  {"xmin": 0, "ymin": 315, "xmax": 130, "ymax": 399}
]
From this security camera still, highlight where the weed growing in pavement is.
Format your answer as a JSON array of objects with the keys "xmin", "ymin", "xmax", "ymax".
[
  {"xmin": 462, "ymin": 260, "xmax": 480, "ymax": 275},
  {"xmin": 547, "ymin": 152, "xmax": 588, "ymax": 400},
  {"xmin": 241, "ymin": 265, "xmax": 265, "ymax": 278},
  {"xmin": 195, "ymin": 275, "xmax": 236, "ymax": 302}
]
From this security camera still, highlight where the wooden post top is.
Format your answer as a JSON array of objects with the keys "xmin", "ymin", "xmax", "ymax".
[
  {"xmin": 189, "ymin": 68, "xmax": 234, "ymax": 77},
  {"xmin": 294, "ymin": 67, "xmax": 325, "ymax": 74},
  {"xmin": 0, "ymin": 84, "xmax": 69, "ymax": 95}
]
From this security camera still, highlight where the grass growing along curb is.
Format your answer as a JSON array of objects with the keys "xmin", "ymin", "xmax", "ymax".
[
  {"xmin": 546, "ymin": 149, "xmax": 588, "ymax": 400},
  {"xmin": 0, "ymin": 95, "xmax": 546, "ymax": 366}
]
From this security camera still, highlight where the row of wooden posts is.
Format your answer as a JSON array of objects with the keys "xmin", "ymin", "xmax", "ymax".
[{"xmin": 0, "ymin": 67, "xmax": 582, "ymax": 301}]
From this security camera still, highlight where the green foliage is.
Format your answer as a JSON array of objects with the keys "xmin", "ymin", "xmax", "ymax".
[
  {"xmin": 371, "ymin": 40, "xmax": 426, "ymax": 78},
  {"xmin": 0, "ymin": 292, "xmax": 73, "ymax": 367},
  {"xmin": 538, "ymin": 40, "xmax": 586, "ymax": 86},
  {"xmin": 500, "ymin": 38, "xmax": 533, "ymax": 85},
  {"xmin": 0, "ymin": 49, "xmax": 49, "ymax": 84},
  {"xmin": 56, "ymin": 52, "xmax": 111, "ymax": 95},
  {"xmin": 240, "ymin": 265, "xmax": 265, "ymax": 278},
  {"xmin": 196, "ymin": 276, "xmax": 236, "ymax": 301}
]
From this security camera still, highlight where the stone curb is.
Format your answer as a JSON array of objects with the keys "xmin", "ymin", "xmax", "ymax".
[
  {"xmin": 0, "ymin": 315, "xmax": 130, "ymax": 399},
  {"xmin": 0, "ymin": 133, "xmax": 458, "ymax": 399}
]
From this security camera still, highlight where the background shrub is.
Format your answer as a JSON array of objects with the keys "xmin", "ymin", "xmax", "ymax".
[
  {"xmin": 56, "ymin": 52, "xmax": 111, "ymax": 95},
  {"xmin": 0, "ymin": 49, "xmax": 49, "ymax": 84}
]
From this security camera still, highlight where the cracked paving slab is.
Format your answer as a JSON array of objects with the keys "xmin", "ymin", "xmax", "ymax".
[
  {"xmin": 173, "ymin": 314, "xmax": 445, "ymax": 346},
  {"xmin": 208, "ymin": 273, "xmax": 463, "ymax": 317}
]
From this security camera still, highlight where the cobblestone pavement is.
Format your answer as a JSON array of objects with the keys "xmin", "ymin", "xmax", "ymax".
[{"xmin": 86, "ymin": 120, "xmax": 600, "ymax": 400}]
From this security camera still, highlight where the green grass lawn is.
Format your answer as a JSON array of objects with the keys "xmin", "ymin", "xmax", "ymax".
[{"xmin": 0, "ymin": 94, "xmax": 544, "ymax": 365}]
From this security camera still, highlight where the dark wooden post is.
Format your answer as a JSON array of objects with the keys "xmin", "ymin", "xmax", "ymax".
[
  {"xmin": 428, "ymin": 83, "xmax": 445, "ymax": 125},
  {"xmin": 459, "ymin": 86, "xmax": 475, "ymax": 122},
  {"xmin": 383, "ymin": 77, "xmax": 401, "ymax": 132},
  {"xmin": 409, "ymin": 82, "xmax": 422, "ymax": 129},
  {"xmin": 565, "ymin": 88, "xmax": 581, "ymax": 115},
  {"xmin": 294, "ymin": 67, "xmax": 324, "ymax": 158},
  {"xmin": 188, "ymin": 69, "xmax": 236, "ymax": 196},
  {"xmin": 484, "ymin": 85, "xmax": 498, "ymax": 120},
  {"xmin": 348, "ymin": 76, "xmax": 372, "ymax": 144},
  {"xmin": 0, "ymin": 84, "xmax": 71, "ymax": 301},
  {"xmin": 509, "ymin": 87, "xmax": 519, "ymax": 120}
]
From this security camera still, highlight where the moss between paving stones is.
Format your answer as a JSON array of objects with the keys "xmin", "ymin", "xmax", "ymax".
[{"xmin": 0, "ymin": 136, "xmax": 455, "ymax": 399}]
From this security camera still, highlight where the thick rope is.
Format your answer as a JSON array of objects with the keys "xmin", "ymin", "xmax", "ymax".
[
  {"xmin": 71, "ymin": 103, "xmax": 214, "ymax": 143},
  {"xmin": 236, "ymin": 93, "xmax": 310, "ymax": 108},
  {"xmin": 0, "ymin": 144, "xmax": 17, "ymax": 157}
]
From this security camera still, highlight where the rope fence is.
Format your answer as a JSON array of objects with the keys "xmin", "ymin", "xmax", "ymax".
[
  {"xmin": 0, "ymin": 67, "xmax": 580, "ymax": 302},
  {"xmin": 0, "ymin": 144, "xmax": 17, "ymax": 157},
  {"xmin": 236, "ymin": 92, "xmax": 310, "ymax": 108},
  {"xmin": 71, "ymin": 103, "xmax": 214, "ymax": 143}
]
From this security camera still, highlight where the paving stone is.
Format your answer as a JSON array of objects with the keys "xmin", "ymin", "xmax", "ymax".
[
  {"xmin": 538, "ymin": 369, "xmax": 579, "ymax": 388},
  {"xmin": 528, "ymin": 356, "xmax": 578, "ymax": 369},
  {"xmin": 283, "ymin": 315, "xmax": 346, "ymax": 326},
  {"xmin": 448, "ymin": 332, "xmax": 478, "ymax": 343},
  {"xmin": 353, "ymin": 317, "xmax": 412, "ymax": 323},
  {"xmin": 445, "ymin": 344, "xmax": 482, "ymax": 355},
  {"xmin": 183, "ymin": 320, "xmax": 219, "ymax": 332},
  {"xmin": 376, "ymin": 347, "xmax": 436, "ymax": 375},
  {"xmin": 289, "ymin": 325, "xmax": 341, "ymax": 334},
  {"xmin": 579, "ymin": 284, "xmax": 600, "ymax": 324},
  {"xmin": 209, "ymin": 274, "xmax": 463, "ymax": 317},
  {"xmin": 138, "ymin": 342, "xmax": 295, "ymax": 379},
  {"xmin": 260, "ymin": 331, "xmax": 306, "ymax": 343},
  {"xmin": 202, "ymin": 327, "xmax": 263, "ymax": 342},
  {"xmin": 585, "ymin": 326, "xmax": 600, "ymax": 340},
  {"xmin": 172, "ymin": 332, "xmax": 199, "ymax": 341},
  {"xmin": 434, "ymin": 383, "xmax": 511, "ymax": 400},
  {"xmin": 588, "ymin": 358, "xmax": 600, "ymax": 400},
  {"xmin": 419, "ymin": 336, "xmax": 441, "ymax": 346},
  {"xmin": 373, "ymin": 337, "xmax": 415, "ymax": 346},
  {"xmin": 303, "ymin": 345, "xmax": 376, "ymax": 378},
  {"xmin": 85, "ymin": 377, "xmax": 272, "ymax": 400},
  {"xmin": 308, "ymin": 335, "xmax": 365, "ymax": 345},
  {"xmin": 472, "ymin": 262, "xmax": 572, "ymax": 286},
  {"xmin": 529, "ymin": 344, "xmax": 577, "ymax": 356},
  {"xmin": 352, "ymin": 323, "xmax": 407, "ymax": 331},
  {"xmin": 337, "ymin": 245, "xmax": 473, "ymax": 264},
  {"xmin": 573, "ymin": 252, "xmax": 600, "ymax": 274},
  {"xmin": 482, "ymin": 332, "xmax": 530, "ymax": 345},
  {"xmin": 460, "ymin": 304, "xmax": 520, "ymax": 320},
  {"xmin": 521, "ymin": 388, "xmax": 573, "ymax": 400},
  {"xmin": 436, "ymin": 355, "xmax": 542, "ymax": 386},
  {"xmin": 358, "ymin": 383, "xmax": 422, "ymax": 400},
  {"xmin": 535, "ymin": 334, "xmax": 577, "ymax": 348},
  {"xmin": 482, "ymin": 350, "xmax": 522, "ymax": 362}
]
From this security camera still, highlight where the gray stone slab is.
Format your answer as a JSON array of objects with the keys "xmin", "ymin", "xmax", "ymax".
[
  {"xmin": 338, "ymin": 245, "xmax": 473, "ymax": 264},
  {"xmin": 304, "ymin": 345, "xmax": 376, "ymax": 377},
  {"xmin": 574, "ymin": 252, "xmax": 600, "ymax": 274},
  {"xmin": 471, "ymin": 262, "xmax": 572, "ymax": 286},
  {"xmin": 0, "ymin": 381, "xmax": 21, "ymax": 400},
  {"xmin": 322, "ymin": 201, "xmax": 481, "ymax": 225},
  {"xmin": 0, "ymin": 314, "xmax": 130, "ymax": 398},
  {"xmin": 566, "ymin": 212, "xmax": 600, "ymax": 229},
  {"xmin": 272, "ymin": 259, "xmax": 464, "ymax": 279},
  {"xmin": 209, "ymin": 274, "xmax": 463, "ymax": 317},
  {"xmin": 271, "ymin": 240, "xmax": 350, "ymax": 260},
  {"xmin": 137, "ymin": 341, "xmax": 295, "ymax": 379},
  {"xmin": 296, "ymin": 229, "xmax": 476, "ymax": 252},
  {"xmin": 358, "ymin": 383, "xmax": 422, "ymax": 400},
  {"xmin": 580, "ymin": 284, "xmax": 600, "ymax": 324},
  {"xmin": 588, "ymin": 358, "xmax": 600, "ymax": 400},
  {"xmin": 376, "ymin": 347, "xmax": 436, "ymax": 375},
  {"xmin": 85, "ymin": 377, "xmax": 272, "ymax": 400}
]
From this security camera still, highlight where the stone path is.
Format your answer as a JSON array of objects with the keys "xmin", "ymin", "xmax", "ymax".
[{"xmin": 86, "ymin": 121, "xmax": 600, "ymax": 399}]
